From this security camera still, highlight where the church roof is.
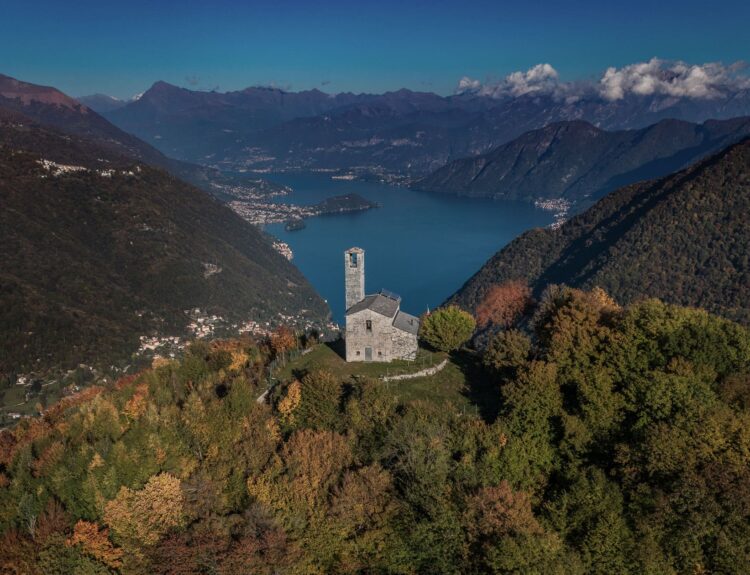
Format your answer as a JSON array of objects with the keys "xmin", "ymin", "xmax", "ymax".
[
  {"xmin": 346, "ymin": 292, "xmax": 420, "ymax": 335},
  {"xmin": 346, "ymin": 292, "xmax": 400, "ymax": 318},
  {"xmin": 393, "ymin": 310, "xmax": 420, "ymax": 335}
]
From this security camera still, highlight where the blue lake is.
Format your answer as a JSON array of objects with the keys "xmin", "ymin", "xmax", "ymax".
[{"xmin": 260, "ymin": 173, "xmax": 554, "ymax": 323}]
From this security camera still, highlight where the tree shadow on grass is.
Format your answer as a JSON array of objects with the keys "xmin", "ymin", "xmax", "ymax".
[
  {"xmin": 325, "ymin": 338, "xmax": 347, "ymax": 361},
  {"xmin": 451, "ymin": 349, "xmax": 501, "ymax": 423}
]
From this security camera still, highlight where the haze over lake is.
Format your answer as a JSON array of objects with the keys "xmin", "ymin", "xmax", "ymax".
[{"xmin": 260, "ymin": 172, "xmax": 554, "ymax": 323}]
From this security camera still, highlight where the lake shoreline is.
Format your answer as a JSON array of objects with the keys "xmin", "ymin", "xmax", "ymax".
[{"xmin": 248, "ymin": 171, "xmax": 554, "ymax": 323}]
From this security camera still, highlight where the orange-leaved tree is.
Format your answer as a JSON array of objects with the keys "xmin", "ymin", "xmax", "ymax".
[
  {"xmin": 270, "ymin": 326, "xmax": 297, "ymax": 364},
  {"xmin": 475, "ymin": 281, "xmax": 532, "ymax": 329},
  {"xmin": 67, "ymin": 520, "xmax": 124, "ymax": 569}
]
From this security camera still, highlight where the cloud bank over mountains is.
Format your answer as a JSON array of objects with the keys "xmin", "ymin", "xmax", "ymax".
[{"xmin": 458, "ymin": 58, "xmax": 750, "ymax": 101}]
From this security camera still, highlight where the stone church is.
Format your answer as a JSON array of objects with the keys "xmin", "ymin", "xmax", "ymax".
[{"xmin": 344, "ymin": 247, "xmax": 420, "ymax": 362}]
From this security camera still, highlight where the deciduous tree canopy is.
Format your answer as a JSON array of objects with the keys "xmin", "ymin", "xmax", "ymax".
[
  {"xmin": 2, "ymin": 290, "xmax": 750, "ymax": 573},
  {"xmin": 419, "ymin": 306, "xmax": 477, "ymax": 352}
]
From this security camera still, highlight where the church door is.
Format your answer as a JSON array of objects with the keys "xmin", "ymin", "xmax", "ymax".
[{"xmin": 365, "ymin": 347, "xmax": 373, "ymax": 361}]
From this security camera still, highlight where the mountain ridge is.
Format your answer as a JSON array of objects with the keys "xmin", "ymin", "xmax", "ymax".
[
  {"xmin": 0, "ymin": 73, "xmax": 222, "ymax": 189},
  {"xmin": 413, "ymin": 116, "xmax": 750, "ymax": 203},
  {"xmin": 448, "ymin": 136, "xmax": 750, "ymax": 326},
  {"xmin": 0, "ymin": 101, "xmax": 328, "ymax": 376},
  {"xmin": 100, "ymin": 79, "xmax": 750, "ymax": 177}
]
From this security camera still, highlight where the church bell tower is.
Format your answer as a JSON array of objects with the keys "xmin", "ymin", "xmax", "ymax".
[{"xmin": 344, "ymin": 247, "xmax": 365, "ymax": 310}]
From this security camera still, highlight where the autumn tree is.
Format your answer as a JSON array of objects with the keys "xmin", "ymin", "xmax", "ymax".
[
  {"xmin": 123, "ymin": 383, "xmax": 149, "ymax": 420},
  {"xmin": 34, "ymin": 499, "xmax": 70, "ymax": 545},
  {"xmin": 67, "ymin": 520, "xmax": 124, "ymax": 569},
  {"xmin": 0, "ymin": 431, "xmax": 17, "ymax": 468},
  {"xmin": 278, "ymin": 380, "xmax": 302, "ymax": 427},
  {"xmin": 104, "ymin": 473, "xmax": 186, "ymax": 548},
  {"xmin": 146, "ymin": 530, "xmax": 227, "ymax": 575},
  {"xmin": 328, "ymin": 464, "xmax": 400, "ymax": 571},
  {"xmin": 219, "ymin": 528, "xmax": 299, "ymax": 575},
  {"xmin": 419, "ymin": 306, "xmax": 476, "ymax": 352},
  {"xmin": 296, "ymin": 370, "xmax": 343, "ymax": 431},
  {"xmin": 249, "ymin": 429, "xmax": 353, "ymax": 518},
  {"xmin": 37, "ymin": 536, "xmax": 114, "ymax": 575},
  {"xmin": 270, "ymin": 326, "xmax": 297, "ymax": 359},
  {"xmin": 464, "ymin": 481, "xmax": 562, "ymax": 573},
  {"xmin": 483, "ymin": 329, "xmax": 532, "ymax": 378},
  {"xmin": 3, "ymin": 302, "xmax": 750, "ymax": 574},
  {"xmin": 247, "ymin": 429, "xmax": 354, "ymax": 571},
  {"xmin": 0, "ymin": 529, "xmax": 40, "ymax": 575},
  {"xmin": 342, "ymin": 379, "xmax": 399, "ymax": 461},
  {"xmin": 31, "ymin": 440, "xmax": 65, "ymax": 478},
  {"xmin": 277, "ymin": 370, "xmax": 344, "ymax": 432},
  {"xmin": 476, "ymin": 281, "xmax": 532, "ymax": 329}
]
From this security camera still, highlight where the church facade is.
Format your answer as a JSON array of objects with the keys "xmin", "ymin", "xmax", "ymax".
[{"xmin": 344, "ymin": 247, "xmax": 420, "ymax": 362}]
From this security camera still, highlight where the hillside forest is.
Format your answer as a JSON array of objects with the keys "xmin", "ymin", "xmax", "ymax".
[{"xmin": 2, "ymin": 286, "xmax": 750, "ymax": 574}]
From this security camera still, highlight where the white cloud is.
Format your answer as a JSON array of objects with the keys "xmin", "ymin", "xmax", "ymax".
[
  {"xmin": 598, "ymin": 58, "xmax": 750, "ymax": 100},
  {"xmin": 457, "ymin": 63, "xmax": 569, "ymax": 99},
  {"xmin": 457, "ymin": 59, "xmax": 750, "ymax": 101},
  {"xmin": 457, "ymin": 76, "xmax": 481, "ymax": 92},
  {"xmin": 503, "ymin": 63, "xmax": 560, "ymax": 96}
]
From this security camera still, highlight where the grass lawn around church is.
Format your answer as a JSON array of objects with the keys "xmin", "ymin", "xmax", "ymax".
[{"xmin": 273, "ymin": 341, "xmax": 500, "ymax": 420}]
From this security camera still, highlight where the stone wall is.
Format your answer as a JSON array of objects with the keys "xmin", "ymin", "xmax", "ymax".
[
  {"xmin": 390, "ymin": 327, "xmax": 418, "ymax": 361},
  {"xmin": 345, "ymin": 308, "xmax": 393, "ymax": 362},
  {"xmin": 345, "ymin": 308, "xmax": 418, "ymax": 362},
  {"xmin": 382, "ymin": 359, "xmax": 448, "ymax": 382}
]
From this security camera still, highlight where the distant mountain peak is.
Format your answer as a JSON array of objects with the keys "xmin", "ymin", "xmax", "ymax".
[
  {"xmin": 131, "ymin": 81, "xmax": 203, "ymax": 110},
  {"xmin": 414, "ymin": 116, "xmax": 750, "ymax": 203},
  {"xmin": 137, "ymin": 80, "xmax": 188, "ymax": 99},
  {"xmin": 0, "ymin": 73, "xmax": 87, "ymax": 112},
  {"xmin": 101, "ymin": 70, "xmax": 750, "ymax": 175},
  {"xmin": 149, "ymin": 80, "xmax": 179, "ymax": 91},
  {"xmin": 76, "ymin": 93, "xmax": 126, "ymax": 114}
]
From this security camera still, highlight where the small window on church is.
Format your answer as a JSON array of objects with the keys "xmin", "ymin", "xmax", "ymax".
[
  {"xmin": 350, "ymin": 253, "xmax": 358, "ymax": 267},
  {"xmin": 378, "ymin": 351, "xmax": 382, "ymax": 356},
  {"xmin": 366, "ymin": 320, "xmax": 372, "ymax": 332},
  {"xmin": 356, "ymin": 350, "xmax": 360, "ymax": 356}
]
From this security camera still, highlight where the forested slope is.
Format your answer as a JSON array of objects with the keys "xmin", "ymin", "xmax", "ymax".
[
  {"xmin": 414, "ymin": 117, "xmax": 750, "ymax": 203},
  {"xmin": 450, "ymin": 137, "xmax": 750, "ymax": 325},
  {"xmin": 1, "ymin": 290, "xmax": 750, "ymax": 573},
  {"xmin": 0, "ymin": 111, "xmax": 327, "ymax": 374}
]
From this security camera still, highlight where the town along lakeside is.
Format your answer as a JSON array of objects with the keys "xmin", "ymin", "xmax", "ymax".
[{"xmin": 209, "ymin": 176, "xmax": 380, "ymax": 226}]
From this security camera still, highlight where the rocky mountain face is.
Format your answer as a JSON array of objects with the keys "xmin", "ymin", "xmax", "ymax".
[
  {"xmin": 101, "ymin": 80, "xmax": 750, "ymax": 177},
  {"xmin": 0, "ymin": 107, "xmax": 328, "ymax": 375},
  {"xmin": 1, "ymin": 74, "xmax": 165, "ymax": 163},
  {"xmin": 0, "ymin": 74, "xmax": 219, "ymax": 188},
  {"xmin": 414, "ymin": 117, "xmax": 750, "ymax": 203},
  {"xmin": 449, "ymin": 137, "xmax": 750, "ymax": 326}
]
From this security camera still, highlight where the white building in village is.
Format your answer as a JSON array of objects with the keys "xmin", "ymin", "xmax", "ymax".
[{"xmin": 343, "ymin": 247, "xmax": 419, "ymax": 362}]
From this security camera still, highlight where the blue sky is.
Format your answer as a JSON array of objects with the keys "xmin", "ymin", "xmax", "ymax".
[{"xmin": 1, "ymin": 0, "xmax": 748, "ymax": 98}]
